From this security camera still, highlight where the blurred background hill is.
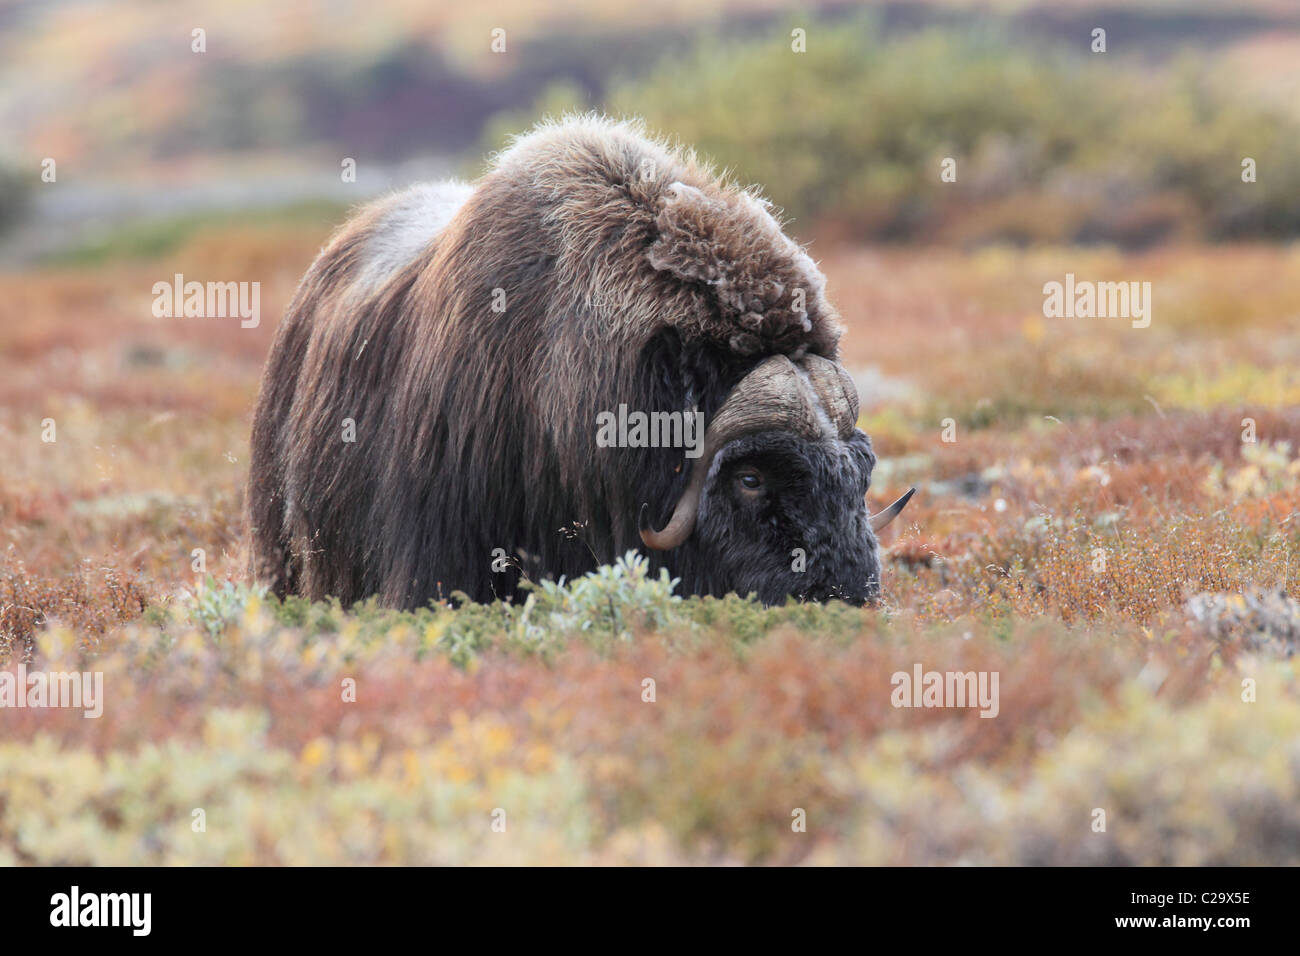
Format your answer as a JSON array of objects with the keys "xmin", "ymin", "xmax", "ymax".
[{"xmin": 4, "ymin": 0, "xmax": 1300, "ymax": 260}]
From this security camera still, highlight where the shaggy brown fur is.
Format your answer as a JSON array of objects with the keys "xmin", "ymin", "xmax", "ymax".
[{"xmin": 248, "ymin": 115, "xmax": 859, "ymax": 607}]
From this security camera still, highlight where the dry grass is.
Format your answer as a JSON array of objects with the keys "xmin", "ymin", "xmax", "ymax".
[{"xmin": 1, "ymin": 228, "xmax": 1298, "ymax": 863}]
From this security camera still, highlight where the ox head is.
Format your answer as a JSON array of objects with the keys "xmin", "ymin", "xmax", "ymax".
[{"xmin": 639, "ymin": 354, "xmax": 913, "ymax": 606}]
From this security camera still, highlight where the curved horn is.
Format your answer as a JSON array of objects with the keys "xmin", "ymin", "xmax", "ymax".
[
  {"xmin": 800, "ymin": 353, "xmax": 860, "ymax": 438},
  {"xmin": 640, "ymin": 355, "xmax": 821, "ymax": 550},
  {"xmin": 869, "ymin": 487, "xmax": 916, "ymax": 533}
]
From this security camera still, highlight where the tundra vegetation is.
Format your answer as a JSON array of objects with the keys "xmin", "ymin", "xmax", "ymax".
[
  {"xmin": 2, "ymin": 14, "xmax": 1299, "ymax": 864},
  {"xmin": 4, "ymin": 232, "xmax": 1297, "ymax": 864}
]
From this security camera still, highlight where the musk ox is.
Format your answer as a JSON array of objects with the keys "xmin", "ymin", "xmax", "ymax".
[{"xmin": 247, "ymin": 115, "xmax": 912, "ymax": 609}]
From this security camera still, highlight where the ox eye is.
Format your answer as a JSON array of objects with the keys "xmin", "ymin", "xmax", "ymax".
[{"xmin": 735, "ymin": 470, "xmax": 764, "ymax": 494}]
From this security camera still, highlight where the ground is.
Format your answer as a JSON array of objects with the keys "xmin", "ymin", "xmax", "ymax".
[{"xmin": 1, "ymin": 224, "xmax": 1298, "ymax": 864}]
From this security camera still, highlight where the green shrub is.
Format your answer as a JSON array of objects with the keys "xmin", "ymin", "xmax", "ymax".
[
  {"xmin": 490, "ymin": 19, "xmax": 1300, "ymax": 244},
  {"xmin": 518, "ymin": 551, "xmax": 683, "ymax": 643},
  {"xmin": 184, "ymin": 577, "xmax": 268, "ymax": 639}
]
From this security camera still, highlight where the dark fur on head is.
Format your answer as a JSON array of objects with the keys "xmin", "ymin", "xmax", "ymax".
[{"xmin": 247, "ymin": 114, "xmax": 885, "ymax": 608}]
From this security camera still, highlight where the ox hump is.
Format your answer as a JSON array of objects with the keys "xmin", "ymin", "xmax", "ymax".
[{"xmin": 490, "ymin": 115, "xmax": 842, "ymax": 361}]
